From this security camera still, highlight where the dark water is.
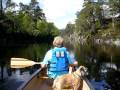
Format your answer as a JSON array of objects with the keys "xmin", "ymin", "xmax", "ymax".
[
  {"xmin": 0, "ymin": 43, "xmax": 51, "ymax": 90},
  {"xmin": 72, "ymin": 42, "xmax": 120, "ymax": 90},
  {"xmin": 0, "ymin": 42, "xmax": 120, "ymax": 90}
]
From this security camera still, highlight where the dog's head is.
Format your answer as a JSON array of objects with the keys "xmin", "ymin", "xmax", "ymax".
[{"xmin": 76, "ymin": 66, "xmax": 88, "ymax": 77}]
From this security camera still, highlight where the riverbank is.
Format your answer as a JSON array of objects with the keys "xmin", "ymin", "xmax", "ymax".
[
  {"xmin": 0, "ymin": 33, "xmax": 54, "ymax": 46},
  {"xmin": 64, "ymin": 32, "xmax": 120, "ymax": 47}
]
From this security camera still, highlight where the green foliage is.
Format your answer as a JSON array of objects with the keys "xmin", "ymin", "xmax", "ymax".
[
  {"xmin": 64, "ymin": 0, "xmax": 120, "ymax": 39},
  {"xmin": 75, "ymin": 2, "xmax": 102, "ymax": 34},
  {"xmin": 0, "ymin": 0, "xmax": 59, "ymax": 41},
  {"xmin": 49, "ymin": 23, "xmax": 60, "ymax": 36},
  {"xmin": 109, "ymin": 0, "xmax": 120, "ymax": 14},
  {"xmin": 22, "ymin": 14, "xmax": 34, "ymax": 34},
  {"xmin": 37, "ymin": 20, "xmax": 48, "ymax": 35},
  {"xmin": 64, "ymin": 23, "xmax": 75, "ymax": 35}
]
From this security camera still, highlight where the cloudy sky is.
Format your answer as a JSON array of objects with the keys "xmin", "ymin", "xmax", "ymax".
[{"xmin": 13, "ymin": 0, "xmax": 84, "ymax": 29}]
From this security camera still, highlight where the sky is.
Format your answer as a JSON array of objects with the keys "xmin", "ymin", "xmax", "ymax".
[{"xmin": 13, "ymin": 0, "xmax": 84, "ymax": 29}]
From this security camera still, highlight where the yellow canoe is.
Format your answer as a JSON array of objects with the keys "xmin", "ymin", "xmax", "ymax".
[{"xmin": 18, "ymin": 68, "xmax": 94, "ymax": 90}]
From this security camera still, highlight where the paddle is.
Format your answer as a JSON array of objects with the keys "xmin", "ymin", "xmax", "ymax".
[{"xmin": 10, "ymin": 58, "xmax": 42, "ymax": 68}]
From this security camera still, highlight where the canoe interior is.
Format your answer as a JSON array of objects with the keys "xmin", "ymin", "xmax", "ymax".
[{"xmin": 18, "ymin": 68, "xmax": 94, "ymax": 90}]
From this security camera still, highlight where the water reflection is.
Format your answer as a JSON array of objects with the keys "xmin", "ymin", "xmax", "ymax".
[
  {"xmin": 72, "ymin": 42, "xmax": 120, "ymax": 90},
  {"xmin": 0, "ymin": 43, "xmax": 51, "ymax": 90}
]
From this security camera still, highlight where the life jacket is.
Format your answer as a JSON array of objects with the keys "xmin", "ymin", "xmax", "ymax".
[{"xmin": 48, "ymin": 47, "xmax": 69, "ymax": 72}]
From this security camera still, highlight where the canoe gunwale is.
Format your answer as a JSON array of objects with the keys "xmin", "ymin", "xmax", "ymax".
[
  {"xmin": 83, "ymin": 77, "xmax": 95, "ymax": 90},
  {"xmin": 17, "ymin": 68, "xmax": 42, "ymax": 90}
]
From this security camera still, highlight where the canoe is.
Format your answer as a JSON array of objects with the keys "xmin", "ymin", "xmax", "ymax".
[{"xmin": 18, "ymin": 68, "xmax": 94, "ymax": 90}]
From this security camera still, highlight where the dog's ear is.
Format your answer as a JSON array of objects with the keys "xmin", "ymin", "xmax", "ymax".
[
  {"xmin": 78, "ymin": 66, "xmax": 88, "ymax": 72},
  {"xmin": 78, "ymin": 66, "xmax": 87, "ymax": 77},
  {"xmin": 78, "ymin": 66, "xmax": 84, "ymax": 70}
]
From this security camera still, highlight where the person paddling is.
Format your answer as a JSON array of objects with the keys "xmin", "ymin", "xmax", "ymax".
[{"xmin": 41, "ymin": 36, "xmax": 78, "ymax": 79}]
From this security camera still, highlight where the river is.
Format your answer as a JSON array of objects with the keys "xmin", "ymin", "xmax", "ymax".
[{"xmin": 0, "ymin": 42, "xmax": 120, "ymax": 90}]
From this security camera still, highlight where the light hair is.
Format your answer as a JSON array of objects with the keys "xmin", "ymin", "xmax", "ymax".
[{"xmin": 53, "ymin": 36, "xmax": 64, "ymax": 47}]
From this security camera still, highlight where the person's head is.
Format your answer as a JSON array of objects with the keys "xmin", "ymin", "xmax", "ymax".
[{"xmin": 53, "ymin": 36, "xmax": 64, "ymax": 47}]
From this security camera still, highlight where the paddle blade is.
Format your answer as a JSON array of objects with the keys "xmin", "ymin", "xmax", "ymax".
[
  {"xmin": 11, "ymin": 65, "xmax": 30, "ymax": 68},
  {"xmin": 10, "ymin": 58, "xmax": 36, "ymax": 68}
]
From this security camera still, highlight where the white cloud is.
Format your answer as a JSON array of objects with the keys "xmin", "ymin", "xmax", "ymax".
[
  {"xmin": 13, "ymin": 0, "xmax": 84, "ymax": 29},
  {"xmin": 12, "ymin": 0, "xmax": 30, "ymax": 5},
  {"xmin": 42, "ymin": 0, "xmax": 84, "ymax": 29}
]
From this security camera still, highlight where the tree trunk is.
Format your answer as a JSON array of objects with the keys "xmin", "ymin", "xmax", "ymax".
[{"xmin": 0, "ymin": 0, "xmax": 3, "ymax": 15}]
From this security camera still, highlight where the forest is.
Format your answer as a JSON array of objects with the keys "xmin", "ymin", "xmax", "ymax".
[
  {"xmin": 0, "ymin": 0, "xmax": 120, "ymax": 44},
  {"xmin": 0, "ymin": 0, "xmax": 60, "ymax": 44},
  {"xmin": 63, "ymin": 0, "xmax": 120, "ymax": 42}
]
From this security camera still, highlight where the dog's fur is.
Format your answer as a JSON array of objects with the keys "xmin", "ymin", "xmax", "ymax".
[{"xmin": 52, "ymin": 66, "xmax": 88, "ymax": 90}]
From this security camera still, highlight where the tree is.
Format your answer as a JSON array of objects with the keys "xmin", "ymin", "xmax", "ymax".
[
  {"xmin": 75, "ymin": 1, "xmax": 103, "ymax": 35},
  {"xmin": 109, "ymin": 0, "xmax": 120, "ymax": 31},
  {"xmin": 109, "ymin": 0, "xmax": 120, "ymax": 14},
  {"xmin": 29, "ymin": 0, "xmax": 45, "ymax": 22},
  {"xmin": 65, "ymin": 23, "xmax": 75, "ymax": 35},
  {"xmin": 22, "ymin": 13, "xmax": 34, "ymax": 34},
  {"xmin": 47, "ymin": 22, "xmax": 59, "ymax": 36},
  {"xmin": 36, "ymin": 20, "xmax": 48, "ymax": 35},
  {"xmin": 0, "ymin": 0, "xmax": 3, "ymax": 15},
  {"xmin": 0, "ymin": 0, "xmax": 59, "ymax": 41}
]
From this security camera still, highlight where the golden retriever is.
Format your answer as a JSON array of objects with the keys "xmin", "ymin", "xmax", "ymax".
[{"xmin": 52, "ymin": 66, "xmax": 88, "ymax": 90}]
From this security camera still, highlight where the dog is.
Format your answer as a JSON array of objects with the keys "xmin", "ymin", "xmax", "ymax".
[{"xmin": 52, "ymin": 66, "xmax": 88, "ymax": 90}]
